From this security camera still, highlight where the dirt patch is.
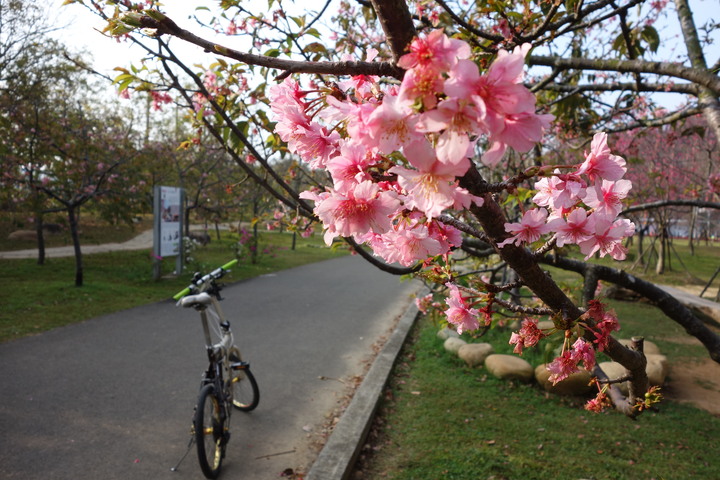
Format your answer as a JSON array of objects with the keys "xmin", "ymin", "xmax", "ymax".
[{"xmin": 664, "ymin": 357, "xmax": 720, "ymax": 416}]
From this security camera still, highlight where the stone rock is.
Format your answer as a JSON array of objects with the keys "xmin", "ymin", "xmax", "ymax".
[
  {"xmin": 535, "ymin": 364, "xmax": 593, "ymax": 396},
  {"xmin": 484, "ymin": 354, "xmax": 534, "ymax": 383},
  {"xmin": 598, "ymin": 361, "xmax": 628, "ymax": 393},
  {"xmin": 646, "ymin": 354, "xmax": 668, "ymax": 386},
  {"xmin": 437, "ymin": 327, "xmax": 460, "ymax": 340},
  {"xmin": 618, "ymin": 338, "xmax": 661, "ymax": 355},
  {"xmin": 443, "ymin": 337, "xmax": 467, "ymax": 354},
  {"xmin": 7, "ymin": 230, "xmax": 37, "ymax": 241},
  {"xmin": 188, "ymin": 231, "xmax": 211, "ymax": 245},
  {"xmin": 458, "ymin": 343, "xmax": 494, "ymax": 367},
  {"xmin": 537, "ymin": 320, "xmax": 555, "ymax": 331},
  {"xmin": 599, "ymin": 353, "xmax": 668, "ymax": 395}
]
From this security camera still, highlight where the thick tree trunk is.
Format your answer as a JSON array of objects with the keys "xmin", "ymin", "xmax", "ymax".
[
  {"xmin": 689, "ymin": 206, "xmax": 697, "ymax": 255},
  {"xmin": 67, "ymin": 206, "xmax": 83, "ymax": 287},
  {"xmin": 458, "ymin": 165, "xmax": 649, "ymax": 415},
  {"xmin": 540, "ymin": 254, "xmax": 720, "ymax": 363},
  {"xmin": 656, "ymin": 227, "xmax": 666, "ymax": 275},
  {"xmin": 674, "ymin": 0, "xmax": 720, "ymax": 143},
  {"xmin": 35, "ymin": 214, "xmax": 46, "ymax": 266}
]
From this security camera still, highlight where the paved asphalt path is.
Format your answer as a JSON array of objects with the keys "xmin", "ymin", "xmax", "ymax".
[{"xmin": 0, "ymin": 255, "xmax": 418, "ymax": 479}]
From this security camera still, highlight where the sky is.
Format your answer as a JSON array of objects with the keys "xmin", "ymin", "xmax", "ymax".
[
  {"xmin": 51, "ymin": 0, "xmax": 719, "ymax": 107},
  {"xmin": 51, "ymin": 1, "xmax": 219, "ymax": 79}
]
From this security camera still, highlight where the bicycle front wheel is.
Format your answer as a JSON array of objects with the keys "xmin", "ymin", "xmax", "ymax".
[
  {"xmin": 229, "ymin": 347, "xmax": 260, "ymax": 411},
  {"xmin": 194, "ymin": 383, "xmax": 226, "ymax": 479}
]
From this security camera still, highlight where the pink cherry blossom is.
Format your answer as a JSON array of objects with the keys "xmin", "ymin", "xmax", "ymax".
[
  {"xmin": 583, "ymin": 179, "xmax": 632, "ymax": 218},
  {"xmin": 576, "ymin": 132, "xmax": 627, "ymax": 181},
  {"xmin": 554, "ymin": 208, "xmax": 594, "ymax": 247},
  {"xmin": 320, "ymin": 96, "xmax": 378, "ymax": 146},
  {"xmin": 442, "ymin": 45, "xmax": 552, "ymax": 166},
  {"xmin": 509, "ymin": 318, "xmax": 545, "ymax": 354},
  {"xmin": 391, "ymin": 140, "xmax": 480, "ymax": 218},
  {"xmin": 546, "ymin": 351, "xmax": 579, "ymax": 385},
  {"xmin": 590, "ymin": 307, "xmax": 620, "ymax": 351},
  {"xmin": 499, "ymin": 208, "xmax": 561, "ymax": 247},
  {"xmin": 365, "ymin": 94, "xmax": 423, "ymax": 154},
  {"xmin": 444, "ymin": 283, "xmax": 480, "ymax": 334},
  {"xmin": 292, "ymin": 123, "xmax": 341, "ymax": 169},
  {"xmin": 444, "ymin": 59, "xmax": 482, "ymax": 100},
  {"xmin": 310, "ymin": 181, "xmax": 400, "ymax": 244},
  {"xmin": 398, "ymin": 67, "xmax": 445, "ymax": 109},
  {"xmin": 416, "ymin": 97, "xmax": 483, "ymax": 165},
  {"xmin": 578, "ymin": 216, "xmax": 635, "ymax": 260},
  {"xmin": 585, "ymin": 391, "xmax": 611, "ymax": 413},
  {"xmin": 415, "ymin": 293, "xmax": 435, "ymax": 314},
  {"xmin": 533, "ymin": 173, "xmax": 587, "ymax": 211},
  {"xmin": 490, "ymin": 111, "xmax": 554, "ymax": 156},
  {"xmin": 428, "ymin": 220, "xmax": 463, "ymax": 253},
  {"xmin": 366, "ymin": 222, "xmax": 446, "ymax": 266},
  {"xmin": 326, "ymin": 141, "xmax": 375, "ymax": 191},
  {"xmin": 391, "ymin": 166, "xmax": 459, "ymax": 218},
  {"xmin": 397, "ymin": 29, "xmax": 470, "ymax": 73},
  {"xmin": 571, "ymin": 337, "xmax": 596, "ymax": 371}
]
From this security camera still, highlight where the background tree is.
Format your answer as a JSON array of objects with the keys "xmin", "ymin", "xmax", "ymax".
[{"xmin": 67, "ymin": 0, "xmax": 720, "ymax": 417}]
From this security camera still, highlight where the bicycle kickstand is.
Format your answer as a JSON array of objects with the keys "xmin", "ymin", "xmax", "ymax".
[{"xmin": 170, "ymin": 431, "xmax": 195, "ymax": 473}]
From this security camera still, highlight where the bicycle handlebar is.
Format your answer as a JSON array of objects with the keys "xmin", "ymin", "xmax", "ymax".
[{"xmin": 173, "ymin": 259, "xmax": 239, "ymax": 300}]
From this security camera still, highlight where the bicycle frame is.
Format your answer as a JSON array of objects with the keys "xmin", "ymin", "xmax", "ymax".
[
  {"xmin": 172, "ymin": 260, "xmax": 259, "ymax": 478},
  {"xmin": 198, "ymin": 296, "xmax": 234, "ymax": 382}
]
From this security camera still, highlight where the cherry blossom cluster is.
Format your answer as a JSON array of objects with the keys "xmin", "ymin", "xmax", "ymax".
[
  {"xmin": 502, "ymin": 131, "xmax": 635, "ymax": 261},
  {"xmin": 269, "ymin": 30, "xmax": 556, "ymax": 267},
  {"xmin": 268, "ymin": 30, "xmax": 639, "ymax": 411}
]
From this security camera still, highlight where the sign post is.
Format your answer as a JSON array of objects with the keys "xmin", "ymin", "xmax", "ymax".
[{"xmin": 153, "ymin": 186, "xmax": 185, "ymax": 280}]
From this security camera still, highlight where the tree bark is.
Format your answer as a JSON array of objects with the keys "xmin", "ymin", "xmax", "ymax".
[
  {"xmin": 67, "ymin": 206, "xmax": 83, "ymax": 287},
  {"xmin": 540, "ymin": 254, "xmax": 720, "ymax": 363},
  {"xmin": 673, "ymin": 0, "xmax": 720, "ymax": 143},
  {"xmin": 529, "ymin": 55, "xmax": 720, "ymax": 95},
  {"xmin": 368, "ymin": 0, "xmax": 416, "ymax": 62},
  {"xmin": 458, "ymin": 165, "xmax": 649, "ymax": 413}
]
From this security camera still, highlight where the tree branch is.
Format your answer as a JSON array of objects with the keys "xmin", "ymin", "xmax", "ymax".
[
  {"xmin": 135, "ymin": 12, "xmax": 405, "ymax": 79},
  {"xmin": 458, "ymin": 164, "xmax": 649, "ymax": 414},
  {"xmin": 368, "ymin": 0, "xmax": 416, "ymax": 62},
  {"xmin": 539, "ymin": 254, "xmax": 720, "ymax": 363},
  {"xmin": 621, "ymin": 199, "xmax": 720, "ymax": 216},
  {"xmin": 532, "ymin": 81, "xmax": 701, "ymax": 96},
  {"xmin": 529, "ymin": 55, "xmax": 720, "ymax": 95}
]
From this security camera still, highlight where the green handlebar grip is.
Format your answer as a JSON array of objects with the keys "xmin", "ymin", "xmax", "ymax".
[
  {"xmin": 173, "ymin": 287, "xmax": 191, "ymax": 301},
  {"xmin": 221, "ymin": 259, "xmax": 238, "ymax": 270}
]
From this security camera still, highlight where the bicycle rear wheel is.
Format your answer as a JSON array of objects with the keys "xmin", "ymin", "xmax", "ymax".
[
  {"xmin": 229, "ymin": 346, "xmax": 260, "ymax": 411},
  {"xmin": 194, "ymin": 383, "xmax": 226, "ymax": 479}
]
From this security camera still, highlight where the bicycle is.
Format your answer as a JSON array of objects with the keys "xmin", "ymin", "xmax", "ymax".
[{"xmin": 171, "ymin": 259, "xmax": 260, "ymax": 479}]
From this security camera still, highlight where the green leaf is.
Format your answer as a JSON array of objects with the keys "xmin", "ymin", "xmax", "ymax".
[
  {"xmin": 303, "ymin": 42, "xmax": 328, "ymax": 55},
  {"xmin": 641, "ymin": 25, "xmax": 660, "ymax": 53},
  {"xmin": 565, "ymin": 0, "xmax": 580, "ymax": 13},
  {"xmin": 264, "ymin": 48, "xmax": 281, "ymax": 58},
  {"xmin": 304, "ymin": 27, "xmax": 322, "ymax": 38},
  {"xmin": 611, "ymin": 32, "xmax": 627, "ymax": 56},
  {"xmin": 290, "ymin": 15, "xmax": 305, "ymax": 28}
]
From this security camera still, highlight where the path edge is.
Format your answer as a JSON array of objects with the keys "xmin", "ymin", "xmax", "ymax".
[{"xmin": 306, "ymin": 292, "xmax": 422, "ymax": 480}]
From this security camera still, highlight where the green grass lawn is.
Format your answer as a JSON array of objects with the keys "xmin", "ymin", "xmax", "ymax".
[
  {"xmin": 353, "ymin": 242, "xmax": 720, "ymax": 480},
  {"xmin": 0, "ymin": 230, "xmax": 347, "ymax": 342},
  {"xmin": 354, "ymin": 314, "xmax": 720, "ymax": 480}
]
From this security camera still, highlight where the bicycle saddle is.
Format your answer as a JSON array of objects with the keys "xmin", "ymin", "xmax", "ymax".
[{"xmin": 178, "ymin": 292, "xmax": 213, "ymax": 308}]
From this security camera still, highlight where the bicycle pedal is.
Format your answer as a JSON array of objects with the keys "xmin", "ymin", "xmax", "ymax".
[{"xmin": 231, "ymin": 361, "xmax": 249, "ymax": 370}]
